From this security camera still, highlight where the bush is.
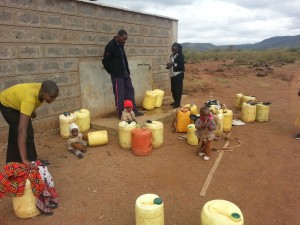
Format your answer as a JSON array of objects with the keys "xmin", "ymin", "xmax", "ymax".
[{"xmin": 183, "ymin": 48, "xmax": 300, "ymax": 65}]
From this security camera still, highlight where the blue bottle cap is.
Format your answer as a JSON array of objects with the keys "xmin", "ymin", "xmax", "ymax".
[{"xmin": 154, "ymin": 197, "xmax": 163, "ymax": 205}]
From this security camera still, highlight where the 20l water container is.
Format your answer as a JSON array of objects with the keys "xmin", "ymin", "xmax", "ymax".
[
  {"xmin": 131, "ymin": 128, "xmax": 152, "ymax": 156},
  {"xmin": 118, "ymin": 121, "xmax": 137, "ymax": 149},
  {"xmin": 242, "ymin": 95, "xmax": 255, "ymax": 104},
  {"xmin": 221, "ymin": 109, "xmax": 233, "ymax": 132},
  {"xmin": 12, "ymin": 179, "xmax": 41, "ymax": 218},
  {"xmin": 74, "ymin": 109, "xmax": 90, "ymax": 132},
  {"xmin": 256, "ymin": 102, "xmax": 270, "ymax": 122},
  {"xmin": 214, "ymin": 113, "xmax": 224, "ymax": 137},
  {"xmin": 241, "ymin": 102, "xmax": 256, "ymax": 122},
  {"xmin": 135, "ymin": 193, "xmax": 164, "ymax": 225},
  {"xmin": 184, "ymin": 104, "xmax": 198, "ymax": 115},
  {"xmin": 201, "ymin": 199, "xmax": 244, "ymax": 225},
  {"xmin": 153, "ymin": 89, "xmax": 165, "ymax": 108},
  {"xmin": 143, "ymin": 91, "xmax": 158, "ymax": 110},
  {"xmin": 187, "ymin": 124, "xmax": 198, "ymax": 145},
  {"xmin": 88, "ymin": 130, "xmax": 108, "ymax": 146},
  {"xmin": 176, "ymin": 108, "xmax": 191, "ymax": 133},
  {"xmin": 145, "ymin": 120, "xmax": 164, "ymax": 148},
  {"xmin": 59, "ymin": 112, "xmax": 77, "ymax": 138},
  {"xmin": 235, "ymin": 93, "xmax": 244, "ymax": 110}
]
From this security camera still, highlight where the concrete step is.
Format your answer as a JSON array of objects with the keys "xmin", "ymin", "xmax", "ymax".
[{"xmin": 90, "ymin": 95, "xmax": 190, "ymax": 136}]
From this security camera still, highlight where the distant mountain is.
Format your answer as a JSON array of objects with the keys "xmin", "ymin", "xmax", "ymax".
[{"xmin": 182, "ymin": 35, "xmax": 300, "ymax": 51}]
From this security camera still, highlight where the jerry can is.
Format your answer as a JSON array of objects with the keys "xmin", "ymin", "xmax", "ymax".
[
  {"xmin": 59, "ymin": 112, "xmax": 77, "ymax": 138},
  {"xmin": 74, "ymin": 109, "xmax": 90, "ymax": 132},
  {"xmin": 153, "ymin": 89, "xmax": 165, "ymax": 108},
  {"xmin": 143, "ymin": 91, "xmax": 158, "ymax": 110},
  {"xmin": 136, "ymin": 193, "xmax": 164, "ymax": 225},
  {"xmin": 176, "ymin": 108, "xmax": 191, "ymax": 133},
  {"xmin": 118, "ymin": 121, "xmax": 137, "ymax": 149},
  {"xmin": 145, "ymin": 120, "xmax": 164, "ymax": 148},
  {"xmin": 241, "ymin": 102, "xmax": 256, "ymax": 122}
]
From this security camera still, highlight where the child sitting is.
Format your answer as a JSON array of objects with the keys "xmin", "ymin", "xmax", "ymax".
[
  {"xmin": 67, "ymin": 123, "xmax": 88, "ymax": 159},
  {"xmin": 195, "ymin": 107, "xmax": 217, "ymax": 161},
  {"xmin": 121, "ymin": 100, "xmax": 137, "ymax": 123}
]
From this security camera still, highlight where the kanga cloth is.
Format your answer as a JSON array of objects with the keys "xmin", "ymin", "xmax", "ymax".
[
  {"xmin": 295, "ymin": 113, "xmax": 300, "ymax": 127},
  {"xmin": 0, "ymin": 162, "xmax": 44, "ymax": 198},
  {"xmin": 0, "ymin": 161, "xmax": 59, "ymax": 214},
  {"xmin": 35, "ymin": 160, "xmax": 59, "ymax": 214}
]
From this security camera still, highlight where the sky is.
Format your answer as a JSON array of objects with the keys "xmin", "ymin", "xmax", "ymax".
[{"xmin": 89, "ymin": 0, "xmax": 300, "ymax": 45}]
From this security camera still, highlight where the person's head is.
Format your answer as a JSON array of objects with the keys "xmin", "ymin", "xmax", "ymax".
[
  {"xmin": 39, "ymin": 80, "xmax": 59, "ymax": 103},
  {"xmin": 124, "ymin": 99, "xmax": 133, "ymax": 112},
  {"xmin": 116, "ymin": 30, "xmax": 128, "ymax": 46},
  {"xmin": 69, "ymin": 123, "xmax": 79, "ymax": 137},
  {"xmin": 200, "ymin": 107, "xmax": 211, "ymax": 119},
  {"xmin": 171, "ymin": 42, "xmax": 183, "ymax": 55}
]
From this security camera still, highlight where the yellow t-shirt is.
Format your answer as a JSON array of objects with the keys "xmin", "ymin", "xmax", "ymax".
[{"xmin": 0, "ymin": 83, "xmax": 42, "ymax": 116}]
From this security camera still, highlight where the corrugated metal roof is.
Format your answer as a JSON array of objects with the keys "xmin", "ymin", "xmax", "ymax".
[{"xmin": 74, "ymin": 0, "xmax": 178, "ymax": 21}]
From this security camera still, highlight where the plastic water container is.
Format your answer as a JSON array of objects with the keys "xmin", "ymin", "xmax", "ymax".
[
  {"xmin": 59, "ymin": 112, "xmax": 77, "ymax": 138},
  {"xmin": 242, "ymin": 95, "xmax": 255, "ymax": 104},
  {"xmin": 153, "ymin": 89, "xmax": 165, "ymax": 108},
  {"xmin": 187, "ymin": 124, "xmax": 198, "ymax": 145},
  {"xmin": 201, "ymin": 199, "xmax": 244, "ymax": 225},
  {"xmin": 12, "ymin": 179, "xmax": 41, "ymax": 218},
  {"xmin": 214, "ymin": 113, "xmax": 224, "ymax": 137},
  {"xmin": 184, "ymin": 103, "xmax": 198, "ymax": 115},
  {"xmin": 235, "ymin": 93, "xmax": 244, "ymax": 110},
  {"xmin": 241, "ymin": 103, "xmax": 256, "ymax": 122},
  {"xmin": 131, "ymin": 128, "xmax": 152, "ymax": 156},
  {"xmin": 176, "ymin": 108, "xmax": 191, "ymax": 133},
  {"xmin": 221, "ymin": 109, "xmax": 233, "ymax": 132},
  {"xmin": 118, "ymin": 121, "xmax": 137, "ymax": 149},
  {"xmin": 145, "ymin": 120, "xmax": 164, "ymax": 148},
  {"xmin": 136, "ymin": 193, "xmax": 164, "ymax": 225},
  {"xmin": 88, "ymin": 130, "xmax": 108, "ymax": 146},
  {"xmin": 143, "ymin": 91, "xmax": 158, "ymax": 110},
  {"xmin": 74, "ymin": 109, "xmax": 90, "ymax": 132},
  {"xmin": 256, "ymin": 103, "xmax": 270, "ymax": 122}
]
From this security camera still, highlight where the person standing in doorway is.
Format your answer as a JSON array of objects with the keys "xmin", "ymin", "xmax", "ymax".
[
  {"xmin": 102, "ymin": 29, "xmax": 144, "ymax": 118},
  {"xmin": 166, "ymin": 42, "xmax": 185, "ymax": 108},
  {"xmin": 0, "ymin": 80, "xmax": 59, "ymax": 167}
]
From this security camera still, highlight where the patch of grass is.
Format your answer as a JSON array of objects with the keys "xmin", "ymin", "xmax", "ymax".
[{"xmin": 184, "ymin": 48, "xmax": 300, "ymax": 65}]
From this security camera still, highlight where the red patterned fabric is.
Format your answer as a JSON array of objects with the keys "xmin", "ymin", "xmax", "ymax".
[{"xmin": 0, "ymin": 162, "xmax": 44, "ymax": 197}]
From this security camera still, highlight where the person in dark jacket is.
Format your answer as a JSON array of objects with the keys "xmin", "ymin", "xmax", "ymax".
[
  {"xmin": 102, "ymin": 30, "xmax": 144, "ymax": 118},
  {"xmin": 166, "ymin": 42, "xmax": 185, "ymax": 108}
]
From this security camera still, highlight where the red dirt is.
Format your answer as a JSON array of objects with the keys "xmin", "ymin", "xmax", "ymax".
[{"xmin": 0, "ymin": 60, "xmax": 299, "ymax": 225}]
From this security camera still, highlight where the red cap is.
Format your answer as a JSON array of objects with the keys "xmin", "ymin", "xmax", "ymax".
[{"xmin": 124, "ymin": 100, "xmax": 133, "ymax": 108}]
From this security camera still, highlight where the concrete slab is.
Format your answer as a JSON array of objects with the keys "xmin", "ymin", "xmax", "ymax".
[{"xmin": 90, "ymin": 95, "xmax": 189, "ymax": 136}]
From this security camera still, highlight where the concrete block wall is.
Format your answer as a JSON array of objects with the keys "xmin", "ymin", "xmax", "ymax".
[{"xmin": 0, "ymin": 0, "xmax": 177, "ymax": 132}]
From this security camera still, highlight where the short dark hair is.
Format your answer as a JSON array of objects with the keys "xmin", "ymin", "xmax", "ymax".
[
  {"xmin": 172, "ymin": 42, "xmax": 183, "ymax": 54},
  {"xmin": 118, "ymin": 30, "xmax": 127, "ymax": 36},
  {"xmin": 41, "ymin": 80, "xmax": 59, "ymax": 95}
]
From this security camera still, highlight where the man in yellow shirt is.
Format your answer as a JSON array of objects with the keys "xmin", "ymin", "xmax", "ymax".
[{"xmin": 0, "ymin": 80, "xmax": 59, "ymax": 167}]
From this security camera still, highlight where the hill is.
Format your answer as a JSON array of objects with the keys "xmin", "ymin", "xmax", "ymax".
[{"xmin": 182, "ymin": 35, "xmax": 300, "ymax": 51}]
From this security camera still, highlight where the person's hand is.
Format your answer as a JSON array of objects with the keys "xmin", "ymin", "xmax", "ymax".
[
  {"xmin": 167, "ymin": 62, "xmax": 174, "ymax": 67},
  {"xmin": 22, "ymin": 159, "xmax": 36, "ymax": 169}
]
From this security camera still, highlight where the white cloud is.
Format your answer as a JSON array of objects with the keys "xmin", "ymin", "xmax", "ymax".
[{"xmin": 90, "ymin": 0, "xmax": 300, "ymax": 45}]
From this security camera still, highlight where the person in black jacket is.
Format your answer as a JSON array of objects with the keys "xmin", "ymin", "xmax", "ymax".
[
  {"xmin": 166, "ymin": 42, "xmax": 185, "ymax": 108},
  {"xmin": 102, "ymin": 30, "xmax": 144, "ymax": 118}
]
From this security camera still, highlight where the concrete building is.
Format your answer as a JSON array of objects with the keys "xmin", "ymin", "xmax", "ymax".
[{"xmin": 0, "ymin": 0, "xmax": 178, "ymax": 133}]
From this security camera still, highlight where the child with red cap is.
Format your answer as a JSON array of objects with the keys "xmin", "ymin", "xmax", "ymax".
[{"xmin": 121, "ymin": 100, "xmax": 137, "ymax": 123}]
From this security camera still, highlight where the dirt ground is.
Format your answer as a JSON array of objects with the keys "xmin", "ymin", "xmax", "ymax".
[{"xmin": 0, "ymin": 60, "xmax": 299, "ymax": 225}]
